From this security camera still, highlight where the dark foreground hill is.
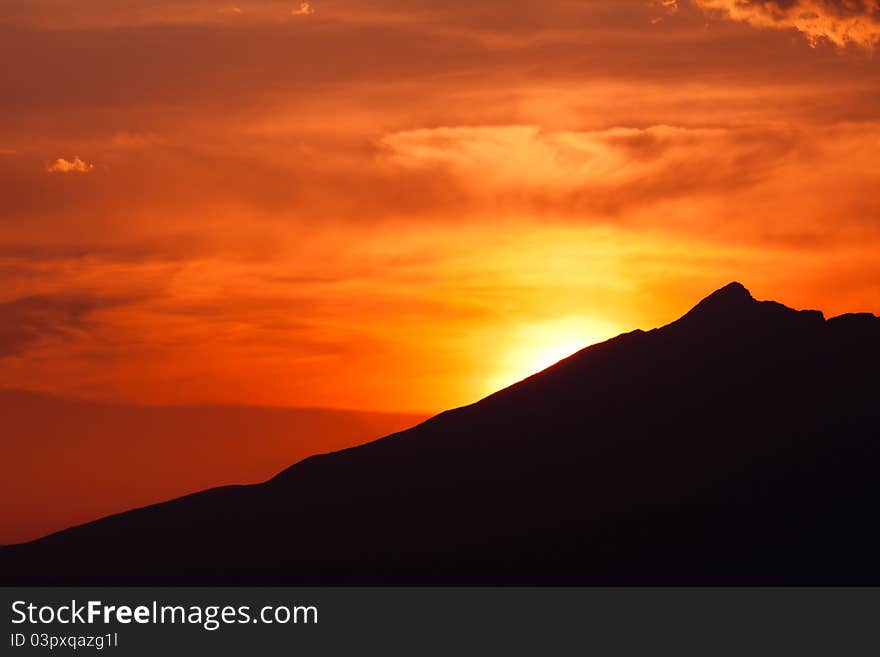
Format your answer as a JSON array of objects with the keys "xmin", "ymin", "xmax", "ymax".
[
  {"xmin": 0, "ymin": 391, "xmax": 426, "ymax": 545},
  {"xmin": 2, "ymin": 283, "xmax": 878, "ymax": 584}
]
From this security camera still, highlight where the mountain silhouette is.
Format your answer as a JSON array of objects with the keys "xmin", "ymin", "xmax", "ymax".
[
  {"xmin": 0, "ymin": 390, "xmax": 426, "ymax": 545},
  {"xmin": 2, "ymin": 283, "xmax": 878, "ymax": 584}
]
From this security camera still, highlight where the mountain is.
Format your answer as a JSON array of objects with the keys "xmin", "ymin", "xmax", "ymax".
[
  {"xmin": 2, "ymin": 283, "xmax": 878, "ymax": 584},
  {"xmin": 0, "ymin": 391, "xmax": 426, "ymax": 545}
]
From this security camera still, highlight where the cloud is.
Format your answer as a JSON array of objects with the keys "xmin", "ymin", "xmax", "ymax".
[
  {"xmin": 380, "ymin": 124, "xmax": 798, "ymax": 215},
  {"xmin": 652, "ymin": 0, "xmax": 681, "ymax": 22},
  {"xmin": 694, "ymin": 0, "xmax": 880, "ymax": 49},
  {"xmin": 0, "ymin": 294, "xmax": 119, "ymax": 358},
  {"xmin": 291, "ymin": 2, "xmax": 314, "ymax": 16},
  {"xmin": 46, "ymin": 156, "xmax": 94, "ymax": 174}
]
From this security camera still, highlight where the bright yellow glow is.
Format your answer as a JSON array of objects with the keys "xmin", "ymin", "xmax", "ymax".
[{"xmin": 482, "ymin": 316, "xmax": 621, "ymax": 395}]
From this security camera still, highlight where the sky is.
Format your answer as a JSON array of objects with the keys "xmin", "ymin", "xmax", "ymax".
[
  {"xmin": 1, "ymin": 0, "xmax": 879, "ymax": 413},
  {"xmin": 0, "ymin": 389, "xmax": 424, "ymax": 543}
]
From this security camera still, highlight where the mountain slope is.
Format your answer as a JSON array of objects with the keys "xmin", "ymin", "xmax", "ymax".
[
  {"xmin": 2, "ymin": 283, "xmax": 878, "ymax": 584},
  {"xmin": 0, "ymin": 391, "xmax": 426, "ymax": 544}
]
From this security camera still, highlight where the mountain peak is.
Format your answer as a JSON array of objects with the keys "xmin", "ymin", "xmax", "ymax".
[
  {"xmin": 697, "ymin": 281, "xmax": 754, "ymax": 307},
  {"xmin": 679, "ymin": 281, "xmax": 756, "ymax": 320},
  {"xmin": 708, "ymin": 281, "xmax": 752, "ymax": 301},
  {"xmin": 672, "ymin": 282, "xmax": 823, "ymax": 331}
]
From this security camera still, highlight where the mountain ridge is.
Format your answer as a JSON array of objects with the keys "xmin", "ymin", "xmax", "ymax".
[
  {"xmin": 0, "ymin": 390, "xmax": 426, "ymax": 545},
  {"xmin": 1, "ymin": 283, "xmax": 878, "ymax": 585}
]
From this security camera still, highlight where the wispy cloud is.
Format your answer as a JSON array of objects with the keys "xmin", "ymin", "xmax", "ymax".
[
  {"xmin": 380, "ymin": 124, "xmax": 798, "ymax": 214},
  {"xmin": 695, "ymin": 0, "xmax": 880, "ymax": 49},
  {"xmin": 0, "ymin": 294, "xmax": 123, "ymax": 358},
  {"xmin": 46, "ymin": 156, "xmax": 94, "ymax": 174}
]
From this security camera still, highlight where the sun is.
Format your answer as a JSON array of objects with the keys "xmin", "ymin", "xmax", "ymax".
[{"xmin": 482, "ymin": 316, "xmax": 620, "ymax": 395}]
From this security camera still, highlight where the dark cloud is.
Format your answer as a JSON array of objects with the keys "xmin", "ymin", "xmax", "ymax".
[
  {"xmin": 695, "ymin": 0, "xmax": 880, "ymax": 49},
  {"xmin": 0, "ymin": 294, "xmax": 127, "ymax": 357}
]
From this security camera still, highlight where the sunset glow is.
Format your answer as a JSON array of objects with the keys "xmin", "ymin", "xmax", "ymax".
[
  {"xmin": 1, "ymin": 0, "xmax": 879, "ymax": 415},
  {"xmin": 483, "ymin": 317, "xmax": 621, "ymax": 395}
]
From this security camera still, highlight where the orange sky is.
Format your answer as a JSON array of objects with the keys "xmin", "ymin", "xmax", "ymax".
[{"xmin": 1, "ymin": 0, "xmax": 879, "ymax": 413}]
